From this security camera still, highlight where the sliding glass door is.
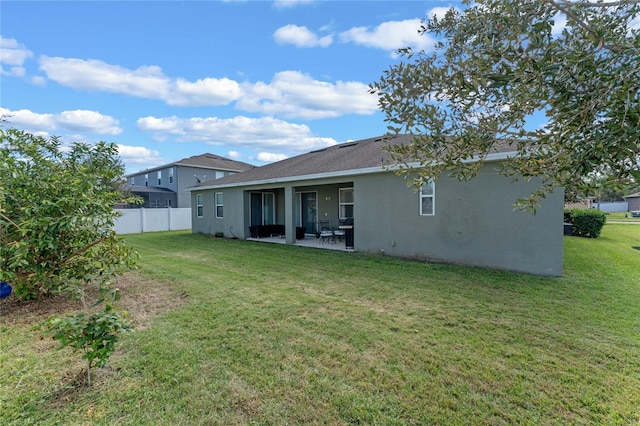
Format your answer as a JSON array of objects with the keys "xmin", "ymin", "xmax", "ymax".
[
  {"xmin": 250, "ymin": 192, "xmax": 275, "ymax": 226},
  {"xmin": 296, "ymin": 191, "xmax": 318, "ymax": 234}
]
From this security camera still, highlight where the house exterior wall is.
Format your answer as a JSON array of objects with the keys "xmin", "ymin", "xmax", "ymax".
[
  {"xmin": 353, "ymin": 165, "xmax": 563, "ymax": 276},
  {"xmin": 176, "ymin": 166, "xmax": 206, "ymax": 208},
  {"xmin": 191, "ymin": 187, "xmax": 250, "ymax": 237},
  {"xmin": 129, "ymin": 165, "xmax": 239, "ymax": 209},
  {"xmin": 190, "ymin": 164, "xmax": 564, "ymax": 276},
  {"xmin": 128, "ymin": 167, "xmax": 179, "ymax": 192},
  {"xmin": 627, "ymin": 196, "xmax": 640, "ymax": 211}
]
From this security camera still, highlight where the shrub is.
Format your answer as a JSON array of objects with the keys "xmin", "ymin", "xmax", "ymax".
[{"xmin": 564, "ymin": 209, "xmax": 607, "ymax": 238}]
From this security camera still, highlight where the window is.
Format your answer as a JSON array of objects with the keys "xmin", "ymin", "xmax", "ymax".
[
  {"xmin": 215, "ymin": 171, "xmax": 224, "ymax": 179},
  {"xmin": 215, "ymin": 192, "xmax": 223, "ymax": 218},
  {"xmin": 251, "ymin": 192, "xmax": 275, "ymax": 226},
  {"xmin": 196, "ymin": 194, "xmax": 204, "ymax": 218},
  {"xmin": 169, "ymin": 168, "xmax": 174, "ymax": 184},
  {"xmin": 157, "ymin": 171, "xmax": 162, "ymax": 185},
  {"xmin": 339, "ymin": 187, "xmax": 354, "ymax": 219},
  {"xmin": 129, "ymin": 177, "xmax": 134, "ymax": 185},
  {"xmin": 144, "ymin": 173, "xmax": 149, "ymax": 186},
  {"xmin": 420, "ymin": 180, "xmax": 435, "ymax": 216}
]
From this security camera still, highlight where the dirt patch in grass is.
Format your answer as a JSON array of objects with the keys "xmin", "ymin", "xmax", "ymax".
[
  {"xmin": 0, "ymin": 272, "xmax": 187, "ymax": 407},
  {"xmin": 115, "ymin": 272, "xmax": 189, "ymax": 330},
  {"xmin": 0, "ymin": 272, "xmax": 188, "ymax": 330}
]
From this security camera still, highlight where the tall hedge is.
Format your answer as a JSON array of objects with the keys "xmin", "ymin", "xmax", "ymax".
[{"xmin": 564, "ymin": 209, "xmax": 607, "ymax": 238}]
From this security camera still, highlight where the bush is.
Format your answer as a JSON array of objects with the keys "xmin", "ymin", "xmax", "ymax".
[{"xmin": 564, "ymin": 209, "xmax": 607, "ymax": 238}]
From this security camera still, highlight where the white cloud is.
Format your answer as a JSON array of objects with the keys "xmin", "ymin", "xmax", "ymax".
[
  {"xmin": 340, "ymin": 19, "xmax": 436, "ymax": 52},
  {"xmin": 117, "ymin": 144, "xmax": 164, "ymax": 172},
  {"xmin": 238, "ymin": 70, "xmax": 378, "ymax": 119},
  {"xmin": 551, "ymin": 13, "xmax": 567, "ymax": 36},
  {"xmin": 31, "ymin": 75, "xmax": 47, "ymax": 86},
  {"xmin": 39, "ymin": 56, "xmax": 241, "ymax": 107},
  {"xmin": 136, "ymin": 114, "xmax": 337, "ymax": 154},
  {"xmin": 170, "ymin": 77, "xmax": 242, "ymax": 106},
  {"xmin": 627, "ymin": 14, "xmax": 639, "ymax": 36},
  {"xmin": 37, "ymin": 56, "xmax": 374, "ymax": 119},
  {"xmin": 273, "ymin": 0, "xmax": 315, "ymax": 9},
  {"xmin": 0, "ymin": 36, "xmax": 33, "ymax": 77},
  {"xmin": 227, "ymin": 150, "xmax": 241, "ymax": 159},
  {"xmin": 273, "ymin": 24, "xmax": 333, "ymax": 47},
  {"xmin": 0, "ymin": 107, "xmax": 122, "ymax": 135},
  {"xmin": 57, "ymin": 110, "xmax": 122, "ymax": 135},
  {"xmin": 40, "ymin": 56, "xmax": 170, "ymax": 99},
  {"xmin": 257, "ymin": 152, "xmax": 289, "ymax": 162},
  {"xmin": 428, "ymin": 7, "xmax": 455, "ymax": 21}
]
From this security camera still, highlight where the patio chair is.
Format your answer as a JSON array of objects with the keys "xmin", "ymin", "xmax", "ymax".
[
  {"xmin": 333, "ymin": 219, "xmax": 347, "ymax": 242},
  {"xmin": 318, "ymin": 220, "xmax": 334, "ymax": 244}
]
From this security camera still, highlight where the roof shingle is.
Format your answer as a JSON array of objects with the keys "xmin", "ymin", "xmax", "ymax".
[{"xmin": 192, "ymin": 134, "xmax": 518, "ymax": 189}]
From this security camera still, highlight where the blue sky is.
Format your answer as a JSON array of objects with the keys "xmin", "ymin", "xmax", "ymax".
[{"xmin": 1, "ymin": 0, "xmax": 465, "ymax": 174}]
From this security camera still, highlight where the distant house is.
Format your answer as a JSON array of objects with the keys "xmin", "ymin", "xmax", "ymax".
[
  {"xmin": 125, "ymin": 153, "xmax": 254, "ymax": 208},
  {"xmin": 624, "ymin": 192, "xmax": 640, "ymax": 212},
  {"xmin": 188, "ymin": 135, "xmax": 564, "ymax": 276}
]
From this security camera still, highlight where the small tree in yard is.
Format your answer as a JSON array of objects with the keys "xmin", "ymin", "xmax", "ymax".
[
  {"xmin": 0, "ymin": 127, "xmax": 139, "ymax": 385},
  {"xmin": 370, "ymin": 0, "xmax": 640, "ymax": 211}
]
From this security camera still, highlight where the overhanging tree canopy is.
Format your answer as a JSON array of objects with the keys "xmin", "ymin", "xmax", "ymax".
[{"xmin": 370, "ymin": 0, "xmax": 640, "ymax": 209}]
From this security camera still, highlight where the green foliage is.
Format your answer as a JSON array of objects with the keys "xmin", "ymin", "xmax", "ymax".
[
  {"xmin": 370, "ymin": 0, "xmax": 640, "ymax": 210},
  {"xmin": 0, "ymin": 128, "xmax": 139, "ymax": 299},
  {"xmin": 565, "ymin": 208, "xmax": 607, "ymax": 238},
  {"xmin": 42, "ymin": 292, "xmax": 133, "ymax": 386}
]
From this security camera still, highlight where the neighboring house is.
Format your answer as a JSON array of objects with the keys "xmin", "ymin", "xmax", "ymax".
[
  {"xmin": 624, "ymin": 192, "xmax": 640, "ymax": 212},
  {"xmin": 125, "ymin": 153, "xmax": 254, "ymax": 208},
  {"xmin": 188, "ymin": 135, "xmax": 564, "ymax": 276},
  {"xmin": 564, "ymin": 197, "xmax": 595, "ymax": 210}
]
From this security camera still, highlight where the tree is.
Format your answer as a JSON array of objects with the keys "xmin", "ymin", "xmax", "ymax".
[
  {"xmin": 0, "ymin": 128, "xmax": 138, "ymax": 299},
  {"xmin": 1, "ymin": 128, "xmax": 139, "ymax": 384},
  {"xmin": 370, "ymin": 0, "xmax": 640, "ymax": 210}
]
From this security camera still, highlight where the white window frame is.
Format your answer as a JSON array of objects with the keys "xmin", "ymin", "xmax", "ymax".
[
  {"xmin": 157, "ymin": 170, "xmax": 162, "ymax": 186},
  {"xmin": 215, "ymin": 192, "xmax": 223, "ymax": 218},
  {"xmin": 144, "ymin": 173, "xmax": 149, "ymax": 186},
  {"xmin": 419, "ymin": 180, "xmax": 435, "ymax": 216},
  {"xmin": 339, "ymin": 187, "xmax": 354, "ymax": 220},
  {"xmin": 169, "ymin": 167, "xmax": 174, "ymax": 184},
  {"xmin": 196, "ymin": 193, "xmax": 204, "ymax": 218},
  {"xmin": 215, "ymin": 171, "xmax": 225, "ymax": 179}
]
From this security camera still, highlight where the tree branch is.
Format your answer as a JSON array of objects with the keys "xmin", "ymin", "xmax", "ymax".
[
  {"xmin": 544, "ymin": 0, "xmax": 602, "ymax": 41},
  {"xmin": 51, "ymin": 236, "xmax": 110, "ymax": 271},
  {"xmin": 545, "ymin": 0, "xmax": 637, "ymax": 53},
  {"xmin": 571, "ymin": 0, "xmax": 640, "ymax": 7}
]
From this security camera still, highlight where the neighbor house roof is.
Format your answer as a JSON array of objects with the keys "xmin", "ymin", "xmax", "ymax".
[
  {"xmin": 128, "ymin": 186, "xmax": 176, "ymax": 194},
  {"xmin": 126, "ymin": 153, "xmax": 254, "ymax": 177},
  {"xmin": 189, "ymin": 134, "xmax": 519, "ymax": 191},
  {"xmin": 624, "ymin": 192, "xmax": 640, "ymax": 199}
]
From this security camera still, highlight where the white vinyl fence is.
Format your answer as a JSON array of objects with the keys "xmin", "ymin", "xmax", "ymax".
[
  {"xmin": 595, "ymin": 202, "xmax": 628, "ymax": 213},
  {"xmin": 114, "ymin": 208, "xmax": 191, "ymax": 234}
]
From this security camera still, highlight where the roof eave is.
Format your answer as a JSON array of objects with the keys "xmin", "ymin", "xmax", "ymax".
[{"xmin": 186, "ymin": 150, "xmax": 516, "ymax": 192}]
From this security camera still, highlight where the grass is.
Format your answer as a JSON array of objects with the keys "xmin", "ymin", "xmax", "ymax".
[
  {"xmin": 1, "ymin": 224, "xmax": 639, "ymax": 425},
  {"xmin": 605, "ymin": 211, "xmax": 640, "ymax": 223}
]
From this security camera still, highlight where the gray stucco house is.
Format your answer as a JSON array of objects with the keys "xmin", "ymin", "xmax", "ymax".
[
  {"xmin": 188, "ymin": 135, "xmax": 564, "ymax": 276},
  {"xmin": 125, "ymin": 153, "xmax": 253, "ymax": 208},
  {"xmin": 624, "ymin": 192, "xmax": 640, "ymax": 213}
]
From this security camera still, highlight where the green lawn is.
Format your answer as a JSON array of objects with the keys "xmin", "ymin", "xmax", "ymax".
[
  {"xmin": 1, "ymin": 225, "xmax": 639, "ymax": 425},
  {"xmin": 606, "ymin": 211, "xmax": 640, "ymax": 222}
]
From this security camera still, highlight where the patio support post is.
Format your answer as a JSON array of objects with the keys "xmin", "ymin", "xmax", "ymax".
[{"xmin": 284, "ymin": 184, "xmax": 296, "ymax": 245}]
